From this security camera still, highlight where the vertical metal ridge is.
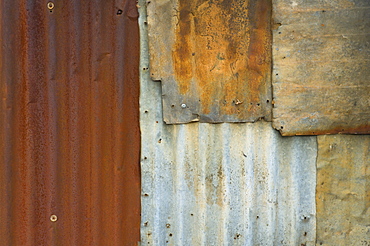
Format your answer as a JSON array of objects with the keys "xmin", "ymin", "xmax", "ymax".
[
  {"xmin": 1, "ymin": 0, "xmax": 140, "ymax": 245},
  {"xmin": 0, "ymin": 0, "xmax": 11, "ymax": 244},
  {"xmin": 139, "ymin": 3, "xmax": 318, "ymax": 240}
]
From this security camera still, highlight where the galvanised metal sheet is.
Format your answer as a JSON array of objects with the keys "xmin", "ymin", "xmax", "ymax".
[
  {"xmin": 140, "ymin": 2, "xmax": 317, "ymax": 245},
  {"xmin": 272, "ymin": 0, "xmax": 370, "ymax": 136},
  {"xmin": 0, "ymin": 0, "xmax": 140, "ymax": 245},
  {"xmin": 316, "ymin": 135, "xmax": 370, "ymax": 246},
  {"xmin": 147, "ymin": 0, "xmax": 272, "ymax": 124}
]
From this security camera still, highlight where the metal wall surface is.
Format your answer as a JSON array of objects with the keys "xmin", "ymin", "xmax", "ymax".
[
  {"xmin": 0, "ymin": 0, "xmax": 140, "ymax": 245},
  {"xmin": 139, "ymin": 1, "xmax": 317, "ymax": 245},
  {"xmin": 316, "ymin": 135, "xmax": 370, "ymax": 246},
  {"xmin": 272, "ymin": 0, "xmax": 370, "ymax": 136},
  {"xmin": 147, "ymin": 0, "xmax": 272, "ymax": 124}
]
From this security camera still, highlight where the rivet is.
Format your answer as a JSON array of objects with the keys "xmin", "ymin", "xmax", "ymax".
[
  {"xmin": 50, "ymin": 214, "xmax": 58, "ymax": 222},
  {"xmin": 47, "ymin": 2, "xmax": 55, "ymax": 10},
  {"xmin": 181, "ymin": 103, "xmax": 187, "ymax": 109}
]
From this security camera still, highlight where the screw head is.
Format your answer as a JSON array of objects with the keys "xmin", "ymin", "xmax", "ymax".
[{"xmin": 181, "ymin": 103, "xmax": 187, "ymax": 109}]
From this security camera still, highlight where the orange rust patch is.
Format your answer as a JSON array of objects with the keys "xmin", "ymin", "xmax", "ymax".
[{"xmin": 172, "ymin": 0, "xmax": 272, "ymax": 118}]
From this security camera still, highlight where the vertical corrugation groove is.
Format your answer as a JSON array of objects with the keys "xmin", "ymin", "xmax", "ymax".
[
  {"xmin": 1, "ymin": 0, "xmax": 140, "ymax": 245},
  {"xmin": 0, "ymin": 0, "xmax": 10, "ymax": 244},
  {"xmin": 139, "ymin": 0, "xmax": 317, "ymax": 245}
]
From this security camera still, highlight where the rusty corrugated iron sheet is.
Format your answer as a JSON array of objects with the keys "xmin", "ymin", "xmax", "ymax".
[
  {"xmin": 147, "ymin": 0, "xmax": 272, "ymax": 124},
  {"xmin": 0, "ymin": 0, "xmax": 140, "ymax": 245},
  {"xmin": 140, "ymin": 2, "xmax": 317, "ymax": 245},
  {"xmin": 272, "ymin": 0, "xmax": 370, "ymax": 136},
  {"xmin": 316, "ymin": 135, "xmax": 370, "ymax": 245}
]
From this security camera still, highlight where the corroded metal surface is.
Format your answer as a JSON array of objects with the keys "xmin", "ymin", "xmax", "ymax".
[
  {"xmin": 140, "ymin": 3, "xmax": 317, "ymax": 245},
  {"xmin": 147, "ymin": 0, "xmax": 272, "ymax": 124},
  {"xmin": 0, "ymin": 0, "xmax": 140, "ymax": 245},
  {"xmin": 272, "ymin": 0, "xmax": 370, "ymax": 136},
  {"xmin": 316, "ymin": 135, "xmax": 370, "ymax": 245}
]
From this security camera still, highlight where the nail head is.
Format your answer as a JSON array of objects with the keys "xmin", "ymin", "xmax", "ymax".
[
  {"xmin": 50, "ymin": 215, "xmax": 58, "ymax": 222},
  {"xmin": 47, "ymin": 2, "xmax": 55, "ymax": 10}
]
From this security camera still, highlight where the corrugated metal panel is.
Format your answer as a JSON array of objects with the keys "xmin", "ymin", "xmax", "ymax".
[
  {"xmin": 316, "ymin": 135, "xmax": 370, "ymax": 245},
  {"xmin": 140, "ymin": 1, "xmax": 317, "ymax": 245},
  {"xmin": 0, "ymin": 0, "xmax": 140, "ymax": 245},
  {"xmin": 272, "ymin": 0, "xmax": 370, "ymax": 136},
  {"xmin": 147, "ymin": 0, "xmax": 272, "ymax": 124}
]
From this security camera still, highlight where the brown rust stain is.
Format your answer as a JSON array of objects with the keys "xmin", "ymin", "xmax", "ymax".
[
  {"xmin": 0, "ymin": 0, "xmax": 140, "ymax": 245},
  {"xmin": 173, "ymin": 1, "xmax": 194, "ymax": 95},
  {"xmin": 280, "ymin": 124, "xmax": 370, "ymax": 136},
  {"xmin": 295, "ymin": 125, "xmax": 370, "ymax": 136},
  {"xmin": 173, "ymin": 0, "xmax": 271, "ymax": 118}
]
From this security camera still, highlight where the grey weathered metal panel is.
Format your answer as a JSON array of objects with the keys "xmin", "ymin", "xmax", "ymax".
[
  {"xmin": 140, "ymin": 1, "xmax": 317, "ymax": 245},
  {"xmin": 316, "ymin": 135, "xmax": 370, "ymax": 246},
  {"xmin": 272, "ymin": 0, "xmax": 370, "ymax": 136},
  {"xmin": 147, "ymin": 0, "xmax": 272, "ymax": 124}
]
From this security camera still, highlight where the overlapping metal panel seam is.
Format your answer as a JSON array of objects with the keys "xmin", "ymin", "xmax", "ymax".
[{"xmin": 139, "ymin": 0, "xmax": 317, "ymax": 245}]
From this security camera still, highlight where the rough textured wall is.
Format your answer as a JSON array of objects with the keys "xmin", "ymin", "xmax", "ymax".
[
  {"xmin": 317, "ymin": 135, "xmax": 370, "ymax": 246},
  {"xmin": 0, "ymin": 0, "xmax": 140, "ymax": 245},
  {"xmin": 147, "ymin": 0, "xmax": 272, "ymax": 124},
  {"xmin": 272, "ymin": 0, "xmax": 370, "ymax": 135},
  {"xmin": 140, "ymin": 1, "xmax": 317, "ymax": 245}
]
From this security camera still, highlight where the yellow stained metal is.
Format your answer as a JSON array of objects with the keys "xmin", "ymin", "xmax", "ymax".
[
  {"xmin": 272, "ymin": 0, "xmax": 370, "ymax": 135},
  {"xmin": 316, "ymin": 135, "xmax": 370, "ymax": 245},
  {"xmin": 148, "ymin": 0, "xmax": 272, "ymax": 124}
]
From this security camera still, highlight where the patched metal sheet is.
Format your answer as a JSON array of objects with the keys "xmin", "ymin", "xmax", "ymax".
[
  {"xmin": 147, "ymin": 0, "xmax": 272, "ymax": 124},
  {"xmin": 272, "ymin": 0, "xmax": 370, "ymax": 136},
  {"xmin": 316, "ymin": 135, "xmax": 370, "ymax": 245},
  {"xmin": 140, "ymin": 3, "xmax": 317, "ymax": 245}
]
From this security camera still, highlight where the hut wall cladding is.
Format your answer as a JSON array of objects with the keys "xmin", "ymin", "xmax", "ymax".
[
  {"xmin": 272, "ymin": 0, "xmax": 370, "ymax": 136},
  {"xmin": 0, "ymin": 0, "xmax": 140, "ymax": 245},
  {"xmin": 147, "ymin": 0, "xmax": 272, "ymax": 124},
  {"xmin": 140, "ymin": 1, "xmax": 317, "ymax": 245},
  {"xmin": 140, "ymin": 1, "xmax": 370, "ymax": 245}
]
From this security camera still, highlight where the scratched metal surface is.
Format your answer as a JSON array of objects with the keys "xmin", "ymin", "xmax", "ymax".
[
  {"xmin": 272, "ymin": 0, "xmax": 370, "ymax": 136},
  {"xmin": 140, "ymin": 2, "xmax": 317, "ymax": 245},
  {"xmin": 0, "ymin": 0, "xmax": 140, "ymax": 245},
  {"xmin": 147, "ymin": 0, "xmax": 272, "ymax": 124}
]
